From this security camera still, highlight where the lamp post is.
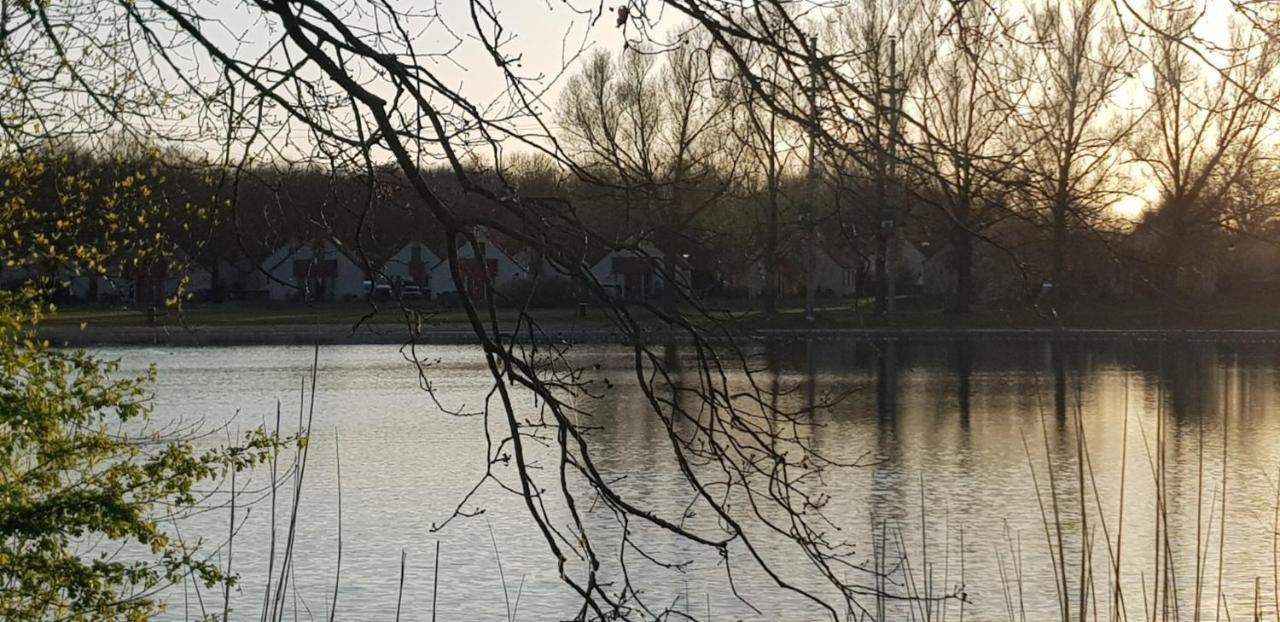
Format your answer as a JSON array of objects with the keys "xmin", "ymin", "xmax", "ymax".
[
  {"xmin": 876, "ymin": 35, "xmax": 904, "ymax": 315},
  {"xmin": 804, "ymin": 35, "xmax": 820, "ymax": 323}
]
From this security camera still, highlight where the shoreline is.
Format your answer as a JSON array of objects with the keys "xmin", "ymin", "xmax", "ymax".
[{"xmin": 37, "ymin": 323, "xmax": 1280, "ymax": 347}]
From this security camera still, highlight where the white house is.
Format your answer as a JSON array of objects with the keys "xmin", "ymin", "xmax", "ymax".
[
  {"xmin": 430, "ymin": 231, "xmax": 526, "ymax": 297},
  {"xmin": 895, "ymin": 240, "xmax": 927, "ymax": 288},
  {"xmin": 745, "ymin": 236, "xmax": 867, "ymax": 299},
  {"xmin": 18, "ymin": 261, "xmax": 203, "ymax": 305},
  {"xmin": 382, "ymin": 241, "xmax": 442, "ymax": 292},
  {"xmin": 206, "ymin": 254, "xmax": 274, "ymax": 300},
  {"xmin": 922, "ymin": 247, "xmax": 955, "ymax": 296},
  {"xmin": 863, "ymin": 239, "xmax": 928, "ymax": 294},
  {"xmin": 589, "ymin": 242, "xmax": 691, "ymax": 301},
  {"xmin": 809, "ymin": 241, "xmax": 863, "ymax": 298},
  {"xmin": 69, "ymin": 266, "xmax": 206, "ymax": 305},
  {"xmin": 261, "ymin": 239, "xmax": 369, "ymax": 302},
  {"xmin": 920, "ymin": 242, "xmax": 1026, "ymax": 301},
  {"xmin": 5, "ymin": 256, "xmax": 234, "ymax": 304}
]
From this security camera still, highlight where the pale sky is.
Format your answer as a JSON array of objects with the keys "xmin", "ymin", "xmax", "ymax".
[
  {"xmin": 150, "ymin": 0, "xmax": 1259, "ymax": 221},
  {"xmin": 141, "ymin": 0, "xmax": 635, "ymax": 161}
]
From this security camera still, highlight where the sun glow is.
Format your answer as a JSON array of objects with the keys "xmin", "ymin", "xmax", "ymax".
[{"xmin": 1113, "ymin": 194, "xmax": 1149, "ymax": 221}]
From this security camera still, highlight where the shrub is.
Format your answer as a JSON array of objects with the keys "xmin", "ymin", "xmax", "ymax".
[{"xmin": 498, "ymin": 276, "xmax": 584, "ymax": 308}]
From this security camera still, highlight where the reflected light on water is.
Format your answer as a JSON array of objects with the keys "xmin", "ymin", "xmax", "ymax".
[{"xmin": 98, "ymin": 339, "xmax": 1280, "ymax": 621}]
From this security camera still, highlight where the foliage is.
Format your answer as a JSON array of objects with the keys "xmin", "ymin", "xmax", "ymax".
[
  {"xmin": 0, "ymin": 149, "xmax": 210, "ymax": 306},
  {"xmin": 0, "ymin": 150, "xmax": 286, "ymax": 620}
]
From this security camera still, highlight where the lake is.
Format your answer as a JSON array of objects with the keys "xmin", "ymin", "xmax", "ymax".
[{"xmin": 97, "ymin": 338, "xmax": 1280, "ymax": 621}]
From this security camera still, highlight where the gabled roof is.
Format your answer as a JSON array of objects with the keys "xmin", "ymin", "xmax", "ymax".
[
  {"xmin": 387, "ymin": 239, "xmax": 444, "ymax": 261},
  {"xmin": 819, "ymin": 231, "xmax": 865, "ymax": 270},
  {"xmin": 443, "ymin": 226, "xmax": 525, "ymax": 262},
  {"xmin": 263, "ymin": 237, "xmax": 372, "ymax": 272}
]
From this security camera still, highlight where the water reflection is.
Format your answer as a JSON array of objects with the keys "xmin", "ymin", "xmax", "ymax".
[
  {"xmin": 739, "ymin": 337, "xmax": 1280, "ymax": 620},
  {"xmin": 106, "ymin": 338, "xmax": 1280, "ymax": 621},
  {"xmin": 957, "ymin": 338, "xmax": 972, "ymax": 425}
]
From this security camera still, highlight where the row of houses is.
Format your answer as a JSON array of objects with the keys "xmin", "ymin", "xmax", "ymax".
[
  {"xmin": 251, "ymin": 235, "xmax": 928, "ymax": 304},
  {"xmin": 1, "ymin": 231, "xmax": 702, "ymax": 305},
  {"xmin": 39, "ymin": 223, "xmax": 1224, "ymax": 306},
  {"xmin": 742, "ymin": 235, "xmax": 929, "ymax": 299}
]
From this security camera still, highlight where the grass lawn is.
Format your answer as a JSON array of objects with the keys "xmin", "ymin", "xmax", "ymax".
[
  {"xmin": 43, "ymin": 302, "xmax": 605, "ymax": 328},
  {"xmin": 41, "ymin": 296, "xmax": 1280, "ymax": 331}
]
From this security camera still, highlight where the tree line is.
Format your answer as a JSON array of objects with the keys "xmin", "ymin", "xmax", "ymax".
[
  {"xmin": 10, "ymin": 0, "xmax": 1280, "ymax": 315},
  {"xmin": 561, "ymin": 0, "xmax": 1280, "ymax": 314}
]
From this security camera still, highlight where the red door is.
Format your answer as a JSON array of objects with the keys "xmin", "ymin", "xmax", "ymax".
[{"xmin": 460, "ymin": 258, "xmax": 498, "ymax": 297}]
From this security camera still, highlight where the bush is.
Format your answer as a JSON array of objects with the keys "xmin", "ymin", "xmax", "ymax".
[
  {"xmin": 498, "ymin": 276, "xmax": 584, "ymax": 308},
  {"xmin": 0, "ymin": 153, "xmax": 288, "ymax": 619},
  {"xmin": 0, "ymin": 290, "xmax": 287, "ymax": 619}
]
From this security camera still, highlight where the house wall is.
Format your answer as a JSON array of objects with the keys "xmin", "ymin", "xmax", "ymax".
[
  {"xmin": 922, "ymin": 251, "xmax": 956, "ymax": 296},
  {"xmin": 430, "ymin": 241, "xmax": 524, "ymax": 296},
  {"xmin": 810, "ymin": 249, "xmax": 859, "ymax": 297},
  {"xmin": 744, "ymin": 261, "xmax": 767, "ymax": 298},
  {"xmin": 589, "ymin": 252, "xmax": 626, "ymax": 298},
  {"xmin": 921, "ymin": 246, "xmax": 1027, "ymax": 301},
  {"xmin": 898, "ymin": 242, "xmax": 927, "ymax": 287},
  {"xmin": 589, "ymin": 243, "xmax": 690, "ymax": 300},
  {"xmin": 213, "ymin": 256, "xmax": 271, "ymax": 299},
  {"xmin": 1175, "ymin": 264, "xmax": 1217, "ymax": 297},
  {"xmin": 262, "ymin": 248, "xmax": 297, "ymax": 301},
  {"xmin": 745, "ymin": 256, "xmax": 806, "ymax": 298},
  {"xmin": 66, "ymin": 273, "xmax": 111, "ymax": 301},
  {"xmin": 383, "ymin": 243, "xmax": 442, "ymax": 291},
  {"xmin": 54, "ymin": 264, "xmax": 209, "ymax": 304},
  {"xmin": 263, "ymin": 241, "xmax": 368, "ymax": 302},
  {"xmin": 591, "ymin": 254, "xmax": 653, "ymax": 299},
  {"xmin": 745, "ymin": 252, "xmax": 861, "ymax": 299}
]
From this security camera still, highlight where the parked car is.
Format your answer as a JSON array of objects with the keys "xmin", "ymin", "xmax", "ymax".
[
  {"xmin": 400, "ymin": 284, "xmax": 426, "ymax": 300},
  {"xmin": 369, "ymin": 283, "xmax": 393, "ymax": 302}
]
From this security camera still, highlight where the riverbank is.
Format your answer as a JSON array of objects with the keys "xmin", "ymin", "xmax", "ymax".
[
  {"xmin": 37, "ymin": 299, "xmax": 1280, "ymax": 346},
  {"xmin": 38, "ymin": 324, "xmax": 1280, "ymax": 347}
]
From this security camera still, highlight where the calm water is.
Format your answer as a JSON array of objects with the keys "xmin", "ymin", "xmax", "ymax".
[{"xmin": 95, "ymin": 339, "xmax": 1280, "ymax": 621}]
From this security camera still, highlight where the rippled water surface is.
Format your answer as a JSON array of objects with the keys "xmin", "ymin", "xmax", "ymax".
[{"xmin": 97, "ymin": 339, "xmax": 1280, "ymax": 621}]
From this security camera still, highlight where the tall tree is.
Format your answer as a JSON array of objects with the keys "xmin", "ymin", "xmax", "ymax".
[
  {"xmin": 910, "ymin": 0, "xmax": 1027, "ymax": 312},
  {"xmin": 826, "ymin": 0, "xmax": 934, "ymax": 311},
  {"xmin": 1014, "ymin": 0, "xmax": 1134, "ymax": 298},
  {"xmin": 559, "ymin": 39, "xmax": 732, "ymax": 314},
  {"xmin": 721, "ymin": 16, "xmax": 803, "ymax": 315},
  {"xmin": 1133, "ymin": 0, "xmax": 1280, "ymax": 292}
]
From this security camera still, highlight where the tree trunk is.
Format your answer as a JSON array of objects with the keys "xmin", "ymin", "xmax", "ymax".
[
  {"xmin": 660, "ymin": 234, "xmax": 679, "ymax": 316},
  {"xmin": 1163, "ymin": 219, "xmax": 1189, "ymax": 295},
  {"xmin": 874, "ymin": 226, "xmax": 889, "ymax": 315},
  {"xmin": 210, "ymin": 260, "xmax": 225, "ymax": 302},
  {"xmin": 1051, "ymin": 203, "xmax": 1068, "ymax": 300},
  {"xmin": 874, "ymin": 103, "xmax": 890, "ymax": 315},
  {"xmin": 804, "ymin": 218, "xmax": 817, "ymax": 320},
  {"xmin": 763, "ymin": 172, "xmax": 779, "ymax": 315},
  {"xmin": 1161, "ymin": 199, "xmax": 1191, "ymax": 295},
  {"xmin": 1051, "ymin": 185, "xmax": 1069, "ymax": 299},
  {"xmin": 953, "ymin": 223, "xmax": 974, "ymax": 314}
]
